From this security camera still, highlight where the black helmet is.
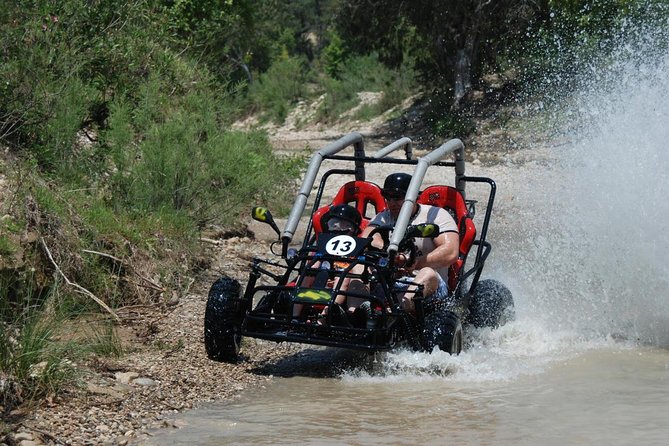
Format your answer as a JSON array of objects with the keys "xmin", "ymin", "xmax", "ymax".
[
  {"xmin": 322, "ymin": 204, "xmax": 362, "ymax": 235},
  {"xmin": 382, "ymin": 173, "xmax": 412, "ymax": 196}
]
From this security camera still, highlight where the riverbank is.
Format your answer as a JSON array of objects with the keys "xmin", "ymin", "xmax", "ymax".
[{"xmin": 6, "ymin": 233, "xmax": 305, "ymax": 445}]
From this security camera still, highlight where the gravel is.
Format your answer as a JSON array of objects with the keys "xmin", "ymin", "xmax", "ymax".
[{"xmin": 11, "ymin": 236, "xmax": 305, "ymax": 446}]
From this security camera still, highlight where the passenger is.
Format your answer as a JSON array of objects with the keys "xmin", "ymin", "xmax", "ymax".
[
  {"xmin": 360, "ymin": 173, "xmax": 460, "ymax": 310},
  {"xmin": 321, "ymin": 204, "xmax": 362, "ymax": 237},
  {"xmin": 293, "ymin": 204, "xmax": 362, "ymax": 320}
]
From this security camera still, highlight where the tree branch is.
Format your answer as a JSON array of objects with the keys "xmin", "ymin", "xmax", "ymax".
[{"xmin": 41, "ymin": 239, "xmax": 120, "ymax": 323}]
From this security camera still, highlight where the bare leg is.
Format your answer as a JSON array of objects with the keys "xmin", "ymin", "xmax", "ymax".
[{"xmin": 401, "ymin": 267, "xmax": 440, "ymax": 311}]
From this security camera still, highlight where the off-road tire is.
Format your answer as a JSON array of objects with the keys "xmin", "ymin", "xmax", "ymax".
[
  {"xmin": 204, "ymin": 276, "xmax": 243, "ymax": 363},
  {"xmin": 422, "ymin": 309, "xmax": 463, "ymax": 355},
  {"xmin": 467, "ymin": 279, "xmax": 515, "ymax": 329}
]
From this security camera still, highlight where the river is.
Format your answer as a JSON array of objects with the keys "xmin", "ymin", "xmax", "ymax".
[
  {"xmin": 140, "ymin": 20, "xmax": 669, "ymax": 446},
  {"xmin": 142, "ymin": 345, "xmax": 668, "ymax": 445}
]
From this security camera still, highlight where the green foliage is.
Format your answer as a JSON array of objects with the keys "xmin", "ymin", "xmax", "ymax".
[
  {"xmin": 247, "ymin": 55, "xmax": 311, "ymax": 123},
  {"xmin": 0, "ymin": 285, "xmax": 76, "ymax": 412},
  {"xmin": 431, "ymin": 114, "xmax": 476, "ymax": 140},
  {"xmin": 88, "ymin": 322, "xmax": 123, "ymax": 357},
  {"xmin": 335, "ymin": 0, "xmax": 540, "ymax": 105},
  {"xmin": 315, "ymin": 76, "xmax": 358, "ymax": 124},
  {"xmin": 321, "ymin": 32, "xmax": 347, "ymax": 78},
  {"xmin": 0, "ymin": 235, "xmax": 16, "ymax": 256},
  {"xmin": 508, "ymin": 0, "xmax": 669, "ymax": 102},
  {"xmin": 315, "ymin": 53, "xmax": 417, "ymax": 124},
  {"xmin": 0, "ymin": 0, "xmax": 166, "ymax": 162},
  {"xmin": 162, "ymin": 0, "xmax": 255, "ymax": 80},
  {"xmin": 98, "ymin": 72, "xmax": 302, "ymax": 226}
]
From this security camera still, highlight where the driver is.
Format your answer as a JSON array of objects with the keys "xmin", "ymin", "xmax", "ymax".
[{"xmin": 360, "ymin": 173, "xmax": 459, "ymax": 310}]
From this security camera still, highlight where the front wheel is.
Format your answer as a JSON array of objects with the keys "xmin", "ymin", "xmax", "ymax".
[
  {"xmin": 422, "ymin": 309, "xmax": 463, "ymax": 355},
  {"xmin": 467, "ymin": 279, "xmax": 515, "ymax": 329},
  {"xmin": 204, "ymin": 276, "xmax": 244, "ymax": 363}
]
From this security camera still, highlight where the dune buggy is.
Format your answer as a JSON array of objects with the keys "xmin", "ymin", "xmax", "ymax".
[{"xmin": 204, "ymin": 133, "xmax": 514, "ymax": 362}]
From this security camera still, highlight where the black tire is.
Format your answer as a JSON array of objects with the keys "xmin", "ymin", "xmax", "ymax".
[
  {"xmin": 422, "ymin": 309, "xmax": 463, "ymax": 355},
  {"xmin": 467, "ymin": 279, "xmax": 515, "ymax": 329},
  {"xmin": 204, "ymin": 276, "xmax": 243, "ymax": 363}
]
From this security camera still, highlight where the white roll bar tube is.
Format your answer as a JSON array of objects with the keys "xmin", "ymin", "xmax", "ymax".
[
  {"xmin": 387, "ymin": 138, "xmax": 465, "ymax": 255},
  {"xmin": 281, "ymin": 132, "xmax": 366, "ymax": 253},
  {"xmin": 372, "ymin": 137, "xmax": 413, "ymax": 160}
]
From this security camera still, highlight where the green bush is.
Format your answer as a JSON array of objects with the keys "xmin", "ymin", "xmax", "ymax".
[
  {"xmin": 88, "ymin": 322, "xmax": 123, "ymax": 357},
  {"xmin": 321, "ymin": 32, "xmax": 347, "ymax": 79},
  {"xmin": 315, "ymin": 53, "xmax": 417, "ymax": 123},
  {"xmin": 0, "ymin": 284, "xmax": 77, "ymax": 412},
  {"xmin": 97, "ymin": 74, "xmax": 302, "ymax": 227},
  {"xmin": 247, "ymin": 55, "xmax": 311, "ymax": 123}
]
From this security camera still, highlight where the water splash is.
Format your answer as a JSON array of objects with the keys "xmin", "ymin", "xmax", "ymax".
[
  {"xmin": 341, "ymin": 321, "xmax": 627, "ymax": 383},
  {"xmin": 494, "ymin": 18, "xmax": 669, "ymax": 347}
]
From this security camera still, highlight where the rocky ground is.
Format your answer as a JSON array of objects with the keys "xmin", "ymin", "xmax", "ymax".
[{"xmin": 6, "ymin": 233, "xmax": 309, "ymax": 446}]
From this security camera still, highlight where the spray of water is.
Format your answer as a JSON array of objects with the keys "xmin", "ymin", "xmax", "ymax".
[
  {"xmin": 344, "ymin": 14, "xmax": 669, "ymax": 383},
  {"xmin": 496, "ymin": 16, "xmax": 669, "ymax": 347}
]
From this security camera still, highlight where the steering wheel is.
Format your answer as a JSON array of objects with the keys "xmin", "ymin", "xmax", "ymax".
[
  {"xmin": 367, "ymin": 225, "xmax": 393, "ymax": 250},
  {"xmin": 367, "ymin": 225, "xmax": 417, "ymax": 268}
]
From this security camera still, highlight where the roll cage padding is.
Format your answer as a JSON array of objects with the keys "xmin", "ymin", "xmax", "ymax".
[
  {"xmin": 312, "ymin": 180, "xmax": 387, "ymax": 234},
  {"xmin": 417, "ymin": 185, "xmax": 476, "ymax": 290}
]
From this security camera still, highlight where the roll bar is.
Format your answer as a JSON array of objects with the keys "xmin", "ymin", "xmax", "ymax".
[
  {"xmin": 282, "ymin": 133, "xmax": 366, "ymax": 252},
  {"xmin": 281, "ymin": 134, "xmax": 465, "ymax": 258},
  {"xmin": 372, "ymin": 137, "xmax": 413, "ymax": 160},
  {"xmin": 387, "ymin": 139, "xmax": 465, "ymax": 255}
]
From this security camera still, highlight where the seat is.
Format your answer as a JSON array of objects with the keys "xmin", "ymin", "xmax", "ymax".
[
  {"xmin": 312, "ymin": 180, "xmax": 387, "ymax": 234},
  {"xmin": 417, "ymin": 185, "xmax": 476, "ymax": 290}
]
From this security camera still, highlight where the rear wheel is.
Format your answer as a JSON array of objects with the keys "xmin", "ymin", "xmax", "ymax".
[
  {"xmin": 204, "ymin": 277, "xmax": 244, "ymax": 363},
  {"xmin": 422, "ymin": 309, "xmax": 463, "ymax": 355},
  {"xmin": 467, "ymin": 279, "xmax": 515, "ymax": 329}
]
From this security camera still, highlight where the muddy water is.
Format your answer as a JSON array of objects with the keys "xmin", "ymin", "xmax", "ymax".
[{"xmin": 143, "ymin": 344, "xmax": 669, "ymax": 446}]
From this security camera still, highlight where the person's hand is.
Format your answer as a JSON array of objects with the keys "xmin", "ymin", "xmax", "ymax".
[
  {"xmin": 396, "ymin": 252, "xmax": 415, "ymax": 273},
  {"xmin": 395, "ymin": 252, "xmax": 408, "ymax": 267}
]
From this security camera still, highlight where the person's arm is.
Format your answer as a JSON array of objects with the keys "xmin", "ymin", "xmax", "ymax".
[
  {"xmin": 411, "ymin": 232, "xmax": 459, "ymax": 270},
  {"xmin": 361, "ymin": 222, "xmax": 385, "ymax": 249}
]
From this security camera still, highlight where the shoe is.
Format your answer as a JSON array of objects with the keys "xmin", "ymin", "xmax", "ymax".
[
  {"xmin": 327, "ymin": 303, "xmax": 351, "ymax": 327},
  {"xmin": 353, "ymin": 301, "xmax": 375, "ymax": 329}
]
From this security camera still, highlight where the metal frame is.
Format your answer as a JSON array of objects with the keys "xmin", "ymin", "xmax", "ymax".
[{"xmin": 240, "ymin": 133, "xmax": 497, "ymax": 351}]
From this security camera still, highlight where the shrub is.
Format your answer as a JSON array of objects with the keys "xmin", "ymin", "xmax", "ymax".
[
  {"xmin": 321, "ymin": 32, "xmax": 347, "ymax": 78},
  {"xmin": 247, "ymin": 55, "xmax": 311, "ymax": 123},
  {"xmin": 315, "ymin": 53, "xmax": 417, "ymax": 123},
  {"xmin": 0, "ymin": 282, "xmax": 76, "ymax": 413}
]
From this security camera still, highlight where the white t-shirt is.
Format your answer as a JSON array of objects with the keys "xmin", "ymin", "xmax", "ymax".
[{"xmin": 369, "ymin": 204, "xmax": 458, "ymax": 280}]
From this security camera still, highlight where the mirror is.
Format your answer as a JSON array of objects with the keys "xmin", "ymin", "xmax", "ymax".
[
  {"xmin": 405, "ymin": 223, "xmax": 440, "ymax": 238},
  {"xmin": 252, "ymin": 207, "xmax": 280, "ymax": 237}
]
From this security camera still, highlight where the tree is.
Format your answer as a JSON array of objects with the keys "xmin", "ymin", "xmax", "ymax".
[
  {"xmin": 337, "ymin": 0, "xmax": 541, "ymax": 106},
  {"xmin": 161, "ymin": 0, "xmax": 342, "ymax": 84}
]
